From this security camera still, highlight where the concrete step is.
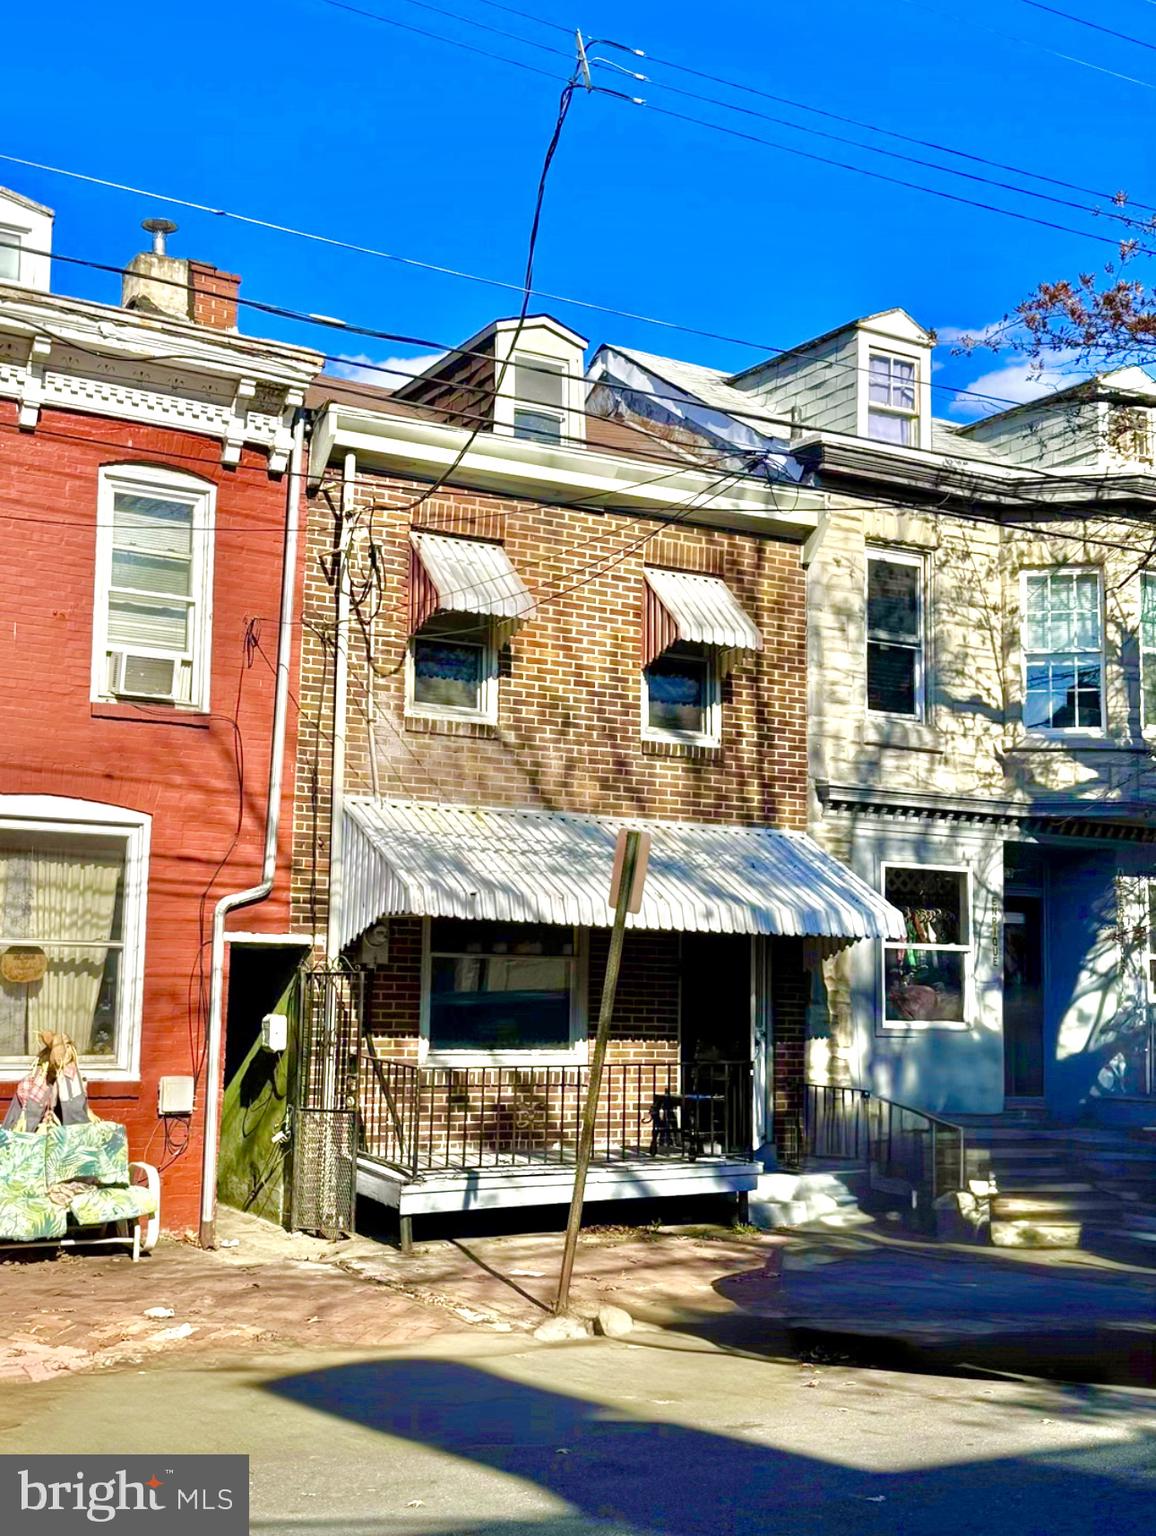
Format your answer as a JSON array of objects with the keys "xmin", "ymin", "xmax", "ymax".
[
  {"xmin": 991, "ymin": 1219, "xmax": 1083, "ymax": 1249},
  {"xmin": 749, "ymin": 1169, "xmax": 869, "ymax": 1232},
  {"xmin": 991, "ymin": 1194, "xmax": 1121, "ymax": 1219}
]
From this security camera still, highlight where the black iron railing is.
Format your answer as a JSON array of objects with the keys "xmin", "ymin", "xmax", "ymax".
[
  {"xmin": 802, "ymin": 1082, "xmax": 966, "ymax": 1217},
  {"xmin": 359, "ymin": 1049, "xmax": 753, "ymax": 1178}
]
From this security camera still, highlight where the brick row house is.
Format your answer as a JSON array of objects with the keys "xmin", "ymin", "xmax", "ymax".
[
  {"xmin": 0, "ymin": 186, "xmax": 320, "ymax": 1238},
  {"xmin": 593, "ymin": 309, "xmax": 1156, "ymax": 1145},
  {"xmin": 294, "ymin": 315, "xmax": 900, "ymax": 1240}
]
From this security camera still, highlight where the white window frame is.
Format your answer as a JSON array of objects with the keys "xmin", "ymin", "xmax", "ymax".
[
  {"xmin": 641, "ymin": 643, "xmax": 722, "ymax": 748},
  {"xmin": 879, "ymin": 860, "xmax": 972, "ymax": 1033},
  {"xmin": 866, "ymin": 351, "xmax": 920, "ymax": 447},
  {"xmin": 1140, "ymin": 572, "xmax": 1156, "ymax": 733},
  {"xmin": 0, "ymin": 795, "xmax": 149, "ymax": 1081},
  {"xmin": 865, "ymin": 549, "xmax": 925, "ymax": 721},
  {"xmin": 0, "ymin": 224, "xmax": 23, "ymax": 285},
  {"xmin": 404, "ymin": 613, "xmax": 499, "ymax": 725},
  {"xmin": 1020, "ymin": 567, "xmax": 1105, "ymax": 735},
  {"xmin": 419, "ymin": 917, "xmax": 589, "ymax": 1067},
  {"xmin": 1145, "ymin": 878, "xmax": 1156, "ymax": 1005},
  {"xmin": 511, "ymin": 353, "xmax": 566, "ymax": 445},
  {"xmin": 91, "ymin": 463, "xmax": 215, "ymax": 714}
]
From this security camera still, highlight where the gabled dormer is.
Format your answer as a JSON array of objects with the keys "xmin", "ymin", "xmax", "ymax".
[
  {"xmin": 959, "ymin": 366, "xmax": 1156, "ymax": 471},
  {"xmin": 397, "ymin": 314, "xmax": 587, "ymax": 446},
  {"xmin": 728, "ymin": 307, "xmax": 934, "ymax": 450},
  {"xmin": 0, "ymin": 185, "xmax": 53, "ymax": 292}
]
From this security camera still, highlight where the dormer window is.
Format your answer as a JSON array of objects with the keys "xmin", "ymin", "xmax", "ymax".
[
  {"xmin": 868, "ymin": 353, "xmax": 918, "ymax": 446},
  {"xmin": 512, "ymin": 356, "xmax": 565, "ymax": 444},
  {"xmin": 0, "ymin": 227, "xmax": 21, "ymax": 284}
]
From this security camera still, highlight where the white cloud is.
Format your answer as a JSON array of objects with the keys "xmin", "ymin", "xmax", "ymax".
[
  {"xmin": 946, "ymin": 352, "xmax": 1088, "ymax": 420},
  {"xmin": 327, "ymin": 351, "xmax": 445, "ymax": 386}
]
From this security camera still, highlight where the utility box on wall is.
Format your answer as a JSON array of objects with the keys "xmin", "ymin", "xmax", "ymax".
[
  {"xmin": 261, "ymin": 1012, "xmax": 289, "ymax": 1052},
  {"xmin": 158, "ymin": 1075, "xmax": 195, "ymax": 1116}
]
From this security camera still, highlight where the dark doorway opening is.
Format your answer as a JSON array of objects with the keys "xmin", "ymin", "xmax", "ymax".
[
  {"xmin": 1004, "ymin": 896, "xmax": 1045, "ymax": 1099},
  {"xmin": 680, "ymin": 934, "xmax": 751, "ymax": 1066}
]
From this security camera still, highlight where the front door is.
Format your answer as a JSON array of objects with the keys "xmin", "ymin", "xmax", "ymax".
[{"xmin": 1004, "ymin": 896, "xmax": 1045, "ymax": 1099}]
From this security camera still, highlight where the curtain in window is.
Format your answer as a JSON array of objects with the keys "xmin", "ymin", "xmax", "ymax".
[{"xmin": 0, "ymin": 846, "xmax": 122, "ymax": 1056}]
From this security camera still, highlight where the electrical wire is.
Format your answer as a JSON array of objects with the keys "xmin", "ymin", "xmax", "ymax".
[{"xmin": 1016, "ymin": 0, "xmax": 1156, "ymax": 54}]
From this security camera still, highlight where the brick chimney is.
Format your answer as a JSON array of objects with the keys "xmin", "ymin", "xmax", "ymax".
[{"xmin": 121, "ymin": 219, "xmax": 240, "ymax": 331}]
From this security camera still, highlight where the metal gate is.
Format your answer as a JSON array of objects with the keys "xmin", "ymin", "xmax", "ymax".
[{"xmin": 289, "ymin": 966, "xmax": 365, "ymax": 1239}]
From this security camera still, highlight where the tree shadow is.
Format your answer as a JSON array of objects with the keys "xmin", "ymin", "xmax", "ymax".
[{"xmin": 259, "ymin": 1354, "xmax": 1156, "ymax": 1535}]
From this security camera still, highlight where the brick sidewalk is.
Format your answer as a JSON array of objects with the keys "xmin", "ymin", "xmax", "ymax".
[{"xmin": 0, "ymin": 1209, "xmax": 784, "ymax": 1383}]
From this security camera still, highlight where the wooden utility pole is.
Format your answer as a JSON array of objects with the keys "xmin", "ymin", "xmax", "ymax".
[{"xmin": 555, "ymin": 828, "xmax": 648, "ymax": 1316}]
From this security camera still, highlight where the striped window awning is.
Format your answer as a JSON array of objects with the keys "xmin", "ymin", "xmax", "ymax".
[
  {"xmin": 410, "ymin": 532, "xmax": 534, "ymax": 632},
  {"xmin": 643, "ymin": 568, "xmax": 762, "ymax": 665},
  {"xmin": 338, "ymin": 798, "xmax": 907, "ymax": 950}
]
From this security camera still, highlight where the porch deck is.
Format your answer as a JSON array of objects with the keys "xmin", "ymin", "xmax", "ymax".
[{"xmin": 357, "ymin": 1056, "xmax": 758, "ymax": 1217}]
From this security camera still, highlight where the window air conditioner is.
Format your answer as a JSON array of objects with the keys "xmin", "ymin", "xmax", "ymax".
[{"xmin": 109, "ymin": 650, "xmax": 179, "ymax": 702}]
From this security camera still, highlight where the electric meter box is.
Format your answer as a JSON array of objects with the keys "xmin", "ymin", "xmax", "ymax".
[
  {"xmin": 158, "ymin": 1075, "xmax": 195, "ymax": 1116},
  {"xmin": 261, "ymin": 1012, "xmax": 289, "ymax": 1052}
]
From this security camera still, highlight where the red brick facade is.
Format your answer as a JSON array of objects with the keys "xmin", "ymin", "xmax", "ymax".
[
  {"xmin": 295, "ymin": 464, "xmax": 811, "ymax": 1161},
  {"xmin": 0, "ymin": 401, "xmax": 302, "ymax": 1229}
]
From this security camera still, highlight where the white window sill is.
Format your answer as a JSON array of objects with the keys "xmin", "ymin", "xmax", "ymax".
[
  {"xmin": 0, "ymin": 1066, "xmax": 138, "ymax": 1082},
  {"xmin": 1007, "ymin": 731, "xmax": 1147, "ymax": 753},
  {"xmin": 641, "ymin": 728, "xmax": 721, "ymax": 749},
  {"xmin": 877, "ymin": 1020, "xmax": 970, "ymax": 1035},
  {"xmin": 405, "ymin": 706, "xmax": 497, "ymax": 727},
  {"xmin": 423, "ymin": 1046, "xmax": 589, "ymax": 1070},
  {"xmin": 862, "ymin": 715, "xmax": 940, "ymax": 753}
]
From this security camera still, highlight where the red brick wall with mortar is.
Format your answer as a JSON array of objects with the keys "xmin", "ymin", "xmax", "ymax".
[
  {"xmin": 0, "ymin": 402, "xmax": 304, "ymax": 1231},
  {"xmin": 291, "ymin": 469, "xmax": 809, "ymax": 944},
  {"xmin": 771, "ymin": 939, "xmax": 808, "ymax": 1165}
]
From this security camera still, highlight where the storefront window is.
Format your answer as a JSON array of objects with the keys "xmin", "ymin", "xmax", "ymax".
[{"xmin": 882, "ymin": 865, "xmax": 970, "ymax": 1027}]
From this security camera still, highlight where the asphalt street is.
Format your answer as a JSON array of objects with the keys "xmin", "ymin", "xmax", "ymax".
[{"xmin": 2, "ymin": 1330, "xmax": 1154, "ymax": 1535}]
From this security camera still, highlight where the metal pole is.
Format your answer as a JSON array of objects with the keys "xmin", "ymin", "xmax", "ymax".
[{"xmin": 555, "ymin": 830, "xmax": 640, "ymax": 1316}]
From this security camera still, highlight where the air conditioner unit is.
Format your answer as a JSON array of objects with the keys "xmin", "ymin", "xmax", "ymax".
[{"xmin": 109, "ymin": 649, "xmax": 178, "ymax": 702}]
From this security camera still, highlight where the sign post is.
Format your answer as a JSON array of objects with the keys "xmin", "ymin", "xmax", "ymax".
[{"xmin": 555, "ymin": 827, "xmax": 650, "ymax": 1316}]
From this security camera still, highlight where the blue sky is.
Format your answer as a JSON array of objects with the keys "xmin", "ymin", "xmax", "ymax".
[{"xmin": 2, "ymin": 0, "xmax": 1153, "ymax": 420}]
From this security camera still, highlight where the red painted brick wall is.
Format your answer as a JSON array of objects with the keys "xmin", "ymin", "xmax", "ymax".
[{"xmin": 0, "ymin": 401, "xmax": 302, "ymax": 1230}]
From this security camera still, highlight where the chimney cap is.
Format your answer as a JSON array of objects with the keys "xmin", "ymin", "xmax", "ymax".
[{"xmin": 141, "ymin": 217, "xmax": 179, "ymax": 256}]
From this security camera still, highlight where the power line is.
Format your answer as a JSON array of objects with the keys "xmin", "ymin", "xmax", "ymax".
[
  {"xmin": 1016, "ymin": 0, "xmax": 1156, "ymax": 54},
  {"xmin": 351, "ymin": 0, "xmax": 1149, "ymax": 227}
]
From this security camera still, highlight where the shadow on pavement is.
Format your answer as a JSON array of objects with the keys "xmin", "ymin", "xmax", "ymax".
[{"xmin": 261, "ymin": 1356, "xmax": 1155, "ymax": 1536}]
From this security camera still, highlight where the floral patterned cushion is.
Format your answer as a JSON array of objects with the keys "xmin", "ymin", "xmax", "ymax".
[
  {"xmin": 0, "ymin": 1122, "xmax": 150, "ymax": 1241},
  {"xmin": 66, "ymin": 1183, "xmax": 157, "ymax": 1226},
  {"xmin": 0, "ymin": 1131, "xmax": 65, "ymax": 1241},
  {"xmin": 45, "ymin": 1121, "xmax": 130, "ymax": 1188}
]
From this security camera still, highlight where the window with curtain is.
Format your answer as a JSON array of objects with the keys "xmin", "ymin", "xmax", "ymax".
[
  {"xmin": 0, "ymin": 829, "xmax": 127, "ymax": 1064},
  {"xmin": 94, "ymin": 466, "xmax": 213, "ymax": 711},
  {"xmin": 866, "ymin": 552, "xmax": 924, "ymax": 717},
  {"xmin": 881, "ymin": 864, "xmax": 971, "ymax": 1027}
]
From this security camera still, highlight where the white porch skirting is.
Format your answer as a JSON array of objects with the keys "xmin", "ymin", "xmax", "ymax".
[{"xmin": 357, "ymin": 1153, "xmax": 760, "ymax": 1217}]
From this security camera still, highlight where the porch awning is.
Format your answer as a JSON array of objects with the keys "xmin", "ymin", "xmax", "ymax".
[
  {"xmin": 643, "ymin": 568, "xmax": 762, "ymax": 664},
  {"xmin": 338, "ymin": 798, "xmax": 906, "ymax": 949},
  {"xmin": 410, "ymin": 531, "xmax": 534, "ymax": 631}
]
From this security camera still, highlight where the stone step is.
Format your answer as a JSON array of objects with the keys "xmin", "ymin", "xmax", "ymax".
[
  {"xmin": 990, "ymin": 1219, "xmax": 1082, "ymax": 1248},
  {"xmin": 991, "ymin": 1194, "xmax": 1121, "ymax": 1219}
]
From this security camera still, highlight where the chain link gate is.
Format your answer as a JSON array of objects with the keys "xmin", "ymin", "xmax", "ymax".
[{"xmin": 289, "ymin": 966, "xmax": 366, "ymax": 1239}]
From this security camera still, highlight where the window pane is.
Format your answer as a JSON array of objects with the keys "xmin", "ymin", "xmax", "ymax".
[
  {"xmin": 107, "ymin": 596, "xmax": 189, "ymax": 651},
  {"xmin": 513, "ymin": 409, "xmax": 562, "ymax": 444},
  {"xmin": 0, "ymin": 234, "xmax": 19, "ymax": 283},
  {"xmin": 111, "ymin": 549, "xmax": 192, "ymax": 597},
  {"xmin": 514, "ymin": 359, "xmax": 565, "ymax": 410},
  {"xmin": 646, "ymin": 646, "xmax": 709, "ymax": 735},
  {"xmin": 113, "ymin": 494, "xmax": 193, "ymax": 559},
  {"xmin": 867, "ymin": 409, "xmax": 912, "ymax": 445},
  {"xmin": 884, "ymin": 947, "xmax": 965, "ymax": 1023},
  {"xmin": 1144, "ymin": 663, "xmax": 1156, "ymax": 731},
  {"xmin": 0, "ymin": 831, "xmax": 126, "ymax": 1059},
  {"xmin": 867, "ymin": 642, "xmax": 917, "ymax": 715},
  {"xmin": 413, "ymin": 634, "xmax": 484, "ymax": 711},
  {"xmin": 883, "ymin": 866, "xmax": 966, "ymax": 945},
  {"xmin": 867, "ymin": 558, "xmax": 920, "ymax": 639},
  {"xmin": 429, "ymin": 955, "xmax": 571, "ymax": 1049}
]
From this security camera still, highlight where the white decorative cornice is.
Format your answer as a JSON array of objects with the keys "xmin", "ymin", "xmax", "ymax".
[{"xmin": 0, "ymin": 284, "xmax": 320, "ymax": 472}]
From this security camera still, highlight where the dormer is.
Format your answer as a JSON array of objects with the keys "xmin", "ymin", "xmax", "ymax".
[
  {"xmin": 728, "ymin": 307, "xmax": 933, "ymax": 450},
  {"xmin": 0, "ymin": 185, "xmax": 53, "ymax": 292},
  {"xmin": 959, "ymin": 366, "xmax": 1156, "ymax": 471},
  {"xmin": 397, "ymin": 314, "xmax": 587, "ymax": 446}
]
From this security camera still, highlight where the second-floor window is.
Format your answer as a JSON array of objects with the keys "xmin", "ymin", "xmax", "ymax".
[
  {"xmin": 643, "ymin": 642, "xmax": 721, "ymax": 745},
  {"xmin": 408, "ymin": 612, "xmax": 498, "ymax": 722},
  {"xmin": 866, "ymin": 552, "xmax": 924, "ymax": 718},
  {"xmin": 92, "ymin": 465, "xmax": 214, "ymax": 711},
  {"xmin": 1022, "ymin": 569, "xmax": 1103, "ymax": 732},
  {"xmin": 867, "ymin": 353, "xmax": 918, "ymax": 446},
  {"xmin": 0, "ymin": 227, "xmax": 21, "ymax": 284},
  {"xmin": 1141, "ymin": 574, "xmax": 1156, "ymax": 730}
]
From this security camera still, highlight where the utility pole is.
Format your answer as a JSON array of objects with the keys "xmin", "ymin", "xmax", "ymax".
[{"xmin": 555, "ymin": 828, "xmax": 649, "ymax": 1316}]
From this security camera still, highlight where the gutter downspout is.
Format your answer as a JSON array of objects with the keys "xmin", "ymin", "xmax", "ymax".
[
  {"xmin": 198, "ymin": 410, "xmax": 307, "ymax": 1249},
  {"xmin": 324, "ymin": 451, "xmax": 356, "ymax": 962}
]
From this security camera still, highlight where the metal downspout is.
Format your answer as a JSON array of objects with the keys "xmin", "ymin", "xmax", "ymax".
[
  {"xmin": 198, "ymin": 412, "xmax": 307, "ymax": 1249},
  {"xmin": 325, "ymin": 451, "xmax": 356, "ymax": 962}
]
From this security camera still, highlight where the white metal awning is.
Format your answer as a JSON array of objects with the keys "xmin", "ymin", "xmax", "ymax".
[
  {"xmin": 643, "ymin": 568, "xmax": 762, "ymax": 659},
  {"xmin": 338, "ymin": 798, "xmax": 906, "ymax": 949},
  {"xmin": 410, "ymin": 532, "xmax": 534, "ymax": 626}
]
